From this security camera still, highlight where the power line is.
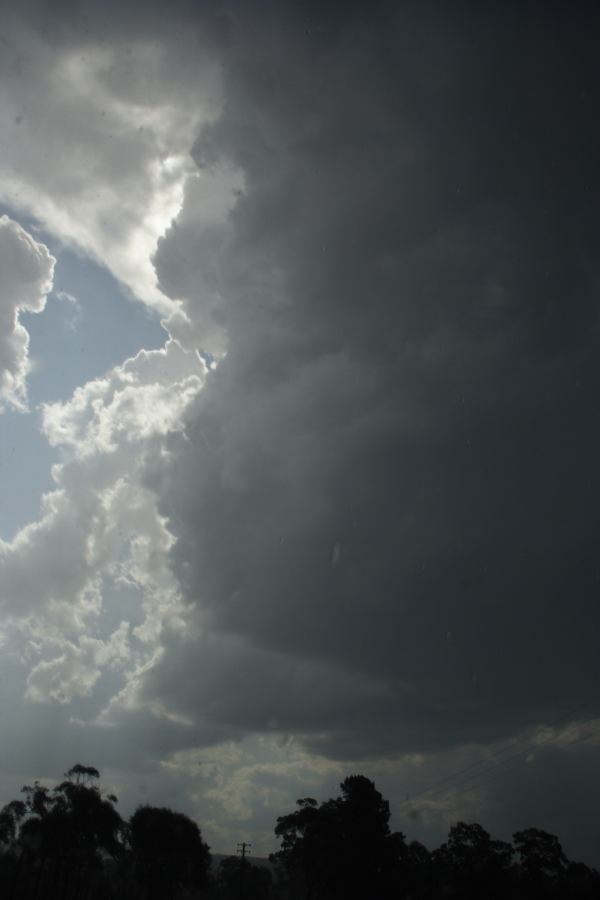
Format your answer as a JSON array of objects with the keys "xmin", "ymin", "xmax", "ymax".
[
  {"xmin": 452, "ymin": 718, "xmax": 600, "ymax": 800},
  {"xmin": 401, "ymin": 699, "xmax": 599, "ymax": 810}
]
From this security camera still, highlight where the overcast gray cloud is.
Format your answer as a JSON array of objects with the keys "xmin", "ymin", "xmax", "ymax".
[{"xmin": 2, "ymin": 0, "xmax": 600, "ymax": 864}]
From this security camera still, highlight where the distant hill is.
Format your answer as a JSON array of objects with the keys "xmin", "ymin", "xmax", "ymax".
[{"xmin": 210, "ymin": 853, "xmax": 275, "ymax": 874}]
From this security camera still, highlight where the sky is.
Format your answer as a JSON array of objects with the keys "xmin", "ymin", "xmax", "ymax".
[{"xmin": 1, "ymin": 0, "xmax": 600, "ymax": 864}]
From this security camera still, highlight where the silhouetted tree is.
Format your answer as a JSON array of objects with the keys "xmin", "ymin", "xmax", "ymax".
[
  {"xmin": 563, "ymin": 859, "xmax": 600, "ymax": 899},
  {"xmin": 402, "ymin": 840, "xmax": 437, "ymax": 900},
  {"xmin": 3, "ymin": 764, "xmax": 600, "ymax": 900},
  {"xmin": 513, "ymin": 828, "xmax": 569, "ymax": 899},
  {"xmin": 129, "ymin": 804, "xmax": 211, "ymax": 900},
  {"xmin": 433, "ymin": 821, "xmax": 514, "ymax": 899},
  {"xmin": 272, "ymin": 775, "xmax": 406, "ymax": 900},
  {"xmin": 0, "ymin": 800, "xmax": 27, "ymax": 847},
  {"xmin": 0, "ymin": 764, "xmax": 124, "ymax": 899}
]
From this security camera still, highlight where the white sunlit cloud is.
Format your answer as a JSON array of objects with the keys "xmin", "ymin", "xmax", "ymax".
[
  {"xmin": 0, "ymin": 215, "xmax": 55, "ymax": 411},
  {"xmin": 0, "ymin": 339, "xmax": 205, "ymax": 715},
  {"xmin": 0, "ymin": 12, "xmax": 243, "ymax": 793},
  {"xmin": 0, "ymin": 26, "xmax": 222, "ymax": 314}
]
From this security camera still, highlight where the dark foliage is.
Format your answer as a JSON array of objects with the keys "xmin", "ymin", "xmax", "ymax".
[
  {"xmin": 212, "ymin": 855, "xmax": 273, "ymax": 900},
  {"xmin": 129, "ymin": 804, "xmax": 211, "ymax": 900},
  {"xmin": 432, "ymin": 821, "xmax": 514, "ymax": 899},
  {"xmin": 0, "ymin": 764, "xmax": 599, "ymax": 899},
  {"xmin": 0, "ymin": 764, "xmax": 211, "ymax": 899},
  {"xmin": 0, "ymin": 765, "xmax": 124, "ymax": 899},
  {"xmin": 272, "ymin": 774, "xmax": 407, "ymax": 900},
  {"xmin": 271, "ymin": 776, "xmax": 600, "ymax": 900}
]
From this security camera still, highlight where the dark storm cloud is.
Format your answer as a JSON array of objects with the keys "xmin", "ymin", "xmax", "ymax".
[
  {"xmin": 150, "ymin": 1, "xmax": 600, "ymax": 761},
  {"xmin": 139, "ymin": 628, "xmax": 395, "ymax": 743}
]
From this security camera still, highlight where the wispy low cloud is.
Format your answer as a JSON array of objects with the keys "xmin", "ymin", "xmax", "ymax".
[{"xmin": 54, "ymin": 290, "xmax": 82, "ymax": 332}]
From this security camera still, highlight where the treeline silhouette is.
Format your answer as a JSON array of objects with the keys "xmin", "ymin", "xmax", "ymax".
[{"xmin": 0, "ymin": 765, "xmax": 598, "ymax": 899}]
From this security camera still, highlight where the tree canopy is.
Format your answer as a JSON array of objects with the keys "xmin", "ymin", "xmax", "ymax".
[
  {"xmin": 273, "ymin": 774, "xmax": 407, "ymax": 900},
  {"xmin": 0, "ymin": 764, "xmax": 211, "ymax": 900},
  {"xmin": 129, "ymin": 804, "xmax": 211, "ymax": 900},
  {"xmin": 272, "ymin": 776, "xmax": 600, "ymax": 900},
  {"xmin": 0, "ymin": 764, "xmax": 599, "ymax": 899}
]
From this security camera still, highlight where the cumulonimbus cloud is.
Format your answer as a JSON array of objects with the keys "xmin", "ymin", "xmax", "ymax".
[
  {"xmin": 150, "ymin": 2, "xmax": 600, "ymax": 761},
  {"xmin": 2, "ymin": 0, "xmax": 600, "ymax": 863}
]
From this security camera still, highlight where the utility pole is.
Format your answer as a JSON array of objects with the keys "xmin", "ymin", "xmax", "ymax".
[{"xmin": 237, "ymin": 842, "xmax": 251, "ymax": 900}]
